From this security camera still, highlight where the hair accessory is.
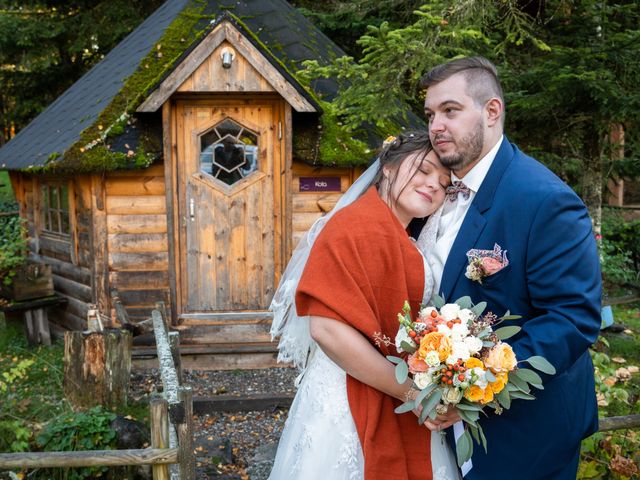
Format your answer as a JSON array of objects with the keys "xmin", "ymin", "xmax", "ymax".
[{"xmin": 383, "ymin": 135, "xmax": 397, "ymax": 147}]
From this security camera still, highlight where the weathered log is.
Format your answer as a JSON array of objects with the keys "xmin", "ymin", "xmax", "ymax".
[
  {"xmin": 0, "ymin": 448, "xmax": 177, "ymax": 469},
  {"xmin": 599, "ymin": 414, "xmax": 640, "ymax": 432},
  {"xmin": 63, "ymin": 330, "xmax": 132, "ymax": 409},
  {"xmin": 150, "ymin": 397, "xmax": 171, "ymax": 480},
  {"xmin": 177, "ymin": 387, "xmax": 195, "ymax": 480}
]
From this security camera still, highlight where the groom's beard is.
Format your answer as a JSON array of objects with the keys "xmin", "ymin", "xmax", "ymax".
[{"xmin": 436, "ymin": 118, "xmax": 484, "ymax": 172}]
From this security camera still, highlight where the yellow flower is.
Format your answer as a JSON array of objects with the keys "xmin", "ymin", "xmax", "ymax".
[
  {"xmin": 484, "ymin": 343, "xmax": 517, "ymax": 373},
  {"xmin": 419, "ymin": 332, "xmax": 452, "ymax": 363},
  {"xmin": 464, "ymin": 385, "xmax": 485, "ymax": 403},
  {"xmin": 465, "ymin": 357, "xmax": 485, "ymax": 370},
  {"xmin": 481, "ymin": 386, "xmax": 494, "ymax": 404},
  {"xmin": 490, "ymin": 372, "xmax": 508, "ymax": 394}
]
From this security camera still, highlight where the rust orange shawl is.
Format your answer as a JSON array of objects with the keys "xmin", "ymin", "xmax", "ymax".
[{"xmin": 296, "ymin": 187, "xmax": 432, "ymax": 479}]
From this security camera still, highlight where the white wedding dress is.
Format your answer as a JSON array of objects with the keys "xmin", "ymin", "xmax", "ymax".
[{"xmin": 268, "ymin": 212, "xmax": 460, "ymax": 480}]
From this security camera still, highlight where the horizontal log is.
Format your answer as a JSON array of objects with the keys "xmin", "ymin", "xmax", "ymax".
[
  {"xmin": 105, "ymin": 177, "xmax": 166, "ymax": 196},
  {"xmin": 33, "ymin": 254, "xmax": 91, "ymax": 285},
  {"xmin": 117, "ymin": 289, "xmax": 167, "ymax": 307},
  {"xmin": 193, "ymin": 393, "xmax": 293, "ymax": 414},
  {"xmin": 39, "ymin": 235, "xmax": 72, "ymax": 259},
  {"xmin": 108, "ymin": 163, "xmax": 164, "ymax": 177},
  {"xmin": 60, "ymin": 294, "xmax": 90, "ymax": 320},
  {"xmin": 53, "ymin": 273, "xmax": 92, "ymax": 303},
  {"xmin": 292, "ymin": 211, "xmax": 323, "ymax": 232},
  {"xmin": 179, "ymin": 311, "xmax": 273, "ymax": 324},
  {"xmin": 292, "ymin": 193, "xmax": 340, "ymax": 213},
  {"xmin": 107, "ymin": 214, "xmax": 167, "ymax": 234},
  {"xmin": 176, "ymin": 324, "xmax": 273, "ymax": 345},
  {"xmin": 603, "ymin": 295, "xmax": 640, "ymax": 306},
  {"xmin": 106, "ymin": 195, "xmax": 167, "ymax": 215},
  {"xmin": 109, "ymin": 252, "xmax": 169, "ymax": 271},
  {"xmin": 110, "ymin": 270, "xmax": 169, "ymax": 290},
  {"xmin": 133, "ymin": 351, "xmax": 280, "ymax": 371},
  {"xmin": 57, "ymin": 311, "xmax": 87, "ymax": 331},
  {"xmin": 0, "ymin": 448, "xmax": 178, "ymax": 468},
  {"xmin": 599, "ymin": 415, "xmax": 640, "ymax": 432},
  {"xmin": 108, "ymin": 233, "xmax": 168, "ymax": 253}
]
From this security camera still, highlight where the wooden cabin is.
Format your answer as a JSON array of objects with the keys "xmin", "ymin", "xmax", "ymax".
[{"xmin": 0, "ymin": 1, "xmax": 420, "ymax": 369}]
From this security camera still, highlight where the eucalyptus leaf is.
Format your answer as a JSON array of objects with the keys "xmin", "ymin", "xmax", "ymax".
[
  {"xmin": 500, "ymin": 314, "xmax": 522, "ymax": 321},
  {"xmin": 478, "ymin": 424, "xmax": 488, "ymax": 452},
  {"xmin": 496, "ymin": 388, "xmax": 511, "ymax": 409},
  {"xmin": 395, "ymin": 361, "xmax": 409, "ymax": 384},
  {"xmin": 456, "ymin": 429, "xmax": 473, "ymax": 467},
  {"xmin": 494, "ymin": 325, "xmax": 521, "ymax": 340},
  {"xmin": 418, "ymin": 390, "xmax": 443, "ymax": 424},
  {"xmin": 455, "ymin": 402, "xmax": 483, "ymax": 412},
  {"xmin": 513, "ymin": 368, "xmax": 542, "ymax": 386},
  {"xmin": 416, "ymin": 383, "xmax": 437, "ymax": 405},
  {"xmin": 523, "ymin": 356, "xmax": 556, "ymax": 375},
  {"xmin": 482, "ymin": 341, "xmax": 495, "ymax": 348},
  {"xmin": 386, "ymin": 355, "xmax": 403, "ymax": 365},
  {"xmin": 471, "ymin": 301, "xmax": 487, "ymax": 316},
  {"xmin": 468, "ymin": 423, "xmax": 480, "ymax": 445},
  {"xmin": 394, "ymin": 400, "xmax": 416, "ymax": 414},
  {"xmin": 455, "ymin": 296, "xmax": 472, "ymax": 309},
  {"xmin": 434, "ymin": 295, "xmax": 445, "ymax": 309},
  {"xmin": 508, "ymin": 373, "xmax": 530, "ymax": 393},
  {"xmin": 484, "ymin": 369, "xmax": 496, "ymax": 382},
  {"xmin": 400, "ymin": 340, "xmax": 417, "ymax": 354},
  {"xmin": 509, "ymin": 390, "xmax": 536, "ymax": 401},
  {"xmin": 458, "ymin": 407, "xmax": 480, "ymax": 424}
]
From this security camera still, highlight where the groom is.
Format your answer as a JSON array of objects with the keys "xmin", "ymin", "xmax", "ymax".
[{"xmin": 417, "ymin": 57, "xmax": 601, "ymax": 479}]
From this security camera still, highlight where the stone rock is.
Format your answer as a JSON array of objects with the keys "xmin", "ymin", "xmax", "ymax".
[{"xmin": 246, "ymin": 442, "xmax": 278, "ymax": 480}]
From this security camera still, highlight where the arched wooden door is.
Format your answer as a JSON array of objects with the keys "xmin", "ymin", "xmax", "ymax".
[{"xmin": 176, "ymin": 98, "xmax": 284, "ymax": 315}]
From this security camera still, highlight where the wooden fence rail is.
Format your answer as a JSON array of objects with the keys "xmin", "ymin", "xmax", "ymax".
[{"xmin": 0, "ymin": 302, "xmax": 194, "ymax": 479}]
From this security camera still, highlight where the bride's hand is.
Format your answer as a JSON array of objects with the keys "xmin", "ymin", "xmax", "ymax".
[{"xmin": 420, "ymin": 405, "xmax": 461, "ymax": 432}]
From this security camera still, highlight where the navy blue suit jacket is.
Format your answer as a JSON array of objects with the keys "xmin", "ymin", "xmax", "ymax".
[{"xmin": 440, "ymin": 138, "xmax": 601, "ymax": 479}]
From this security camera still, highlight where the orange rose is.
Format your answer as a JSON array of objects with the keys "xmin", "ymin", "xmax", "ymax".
[
  {"xmin": 419, "ymin": 332, "xmax": 452, "ymax": 363},
  {"xmin": 484, "ymin": 343, "xmax": 517, "ymax": 373},
  {"xmin": 465, "ymin": 357, "xmax": 485, "ymax": 370},
  {"xmin": 464, "ymin": 385, "xmax": 484, "ymax": 403},
  {"xmin": 407, "ymin": 352, "xmax": 429, "ymax": 373},
  {"xmin": 490, "ymin": 372, "xmax": 508, "ymax": 394}
]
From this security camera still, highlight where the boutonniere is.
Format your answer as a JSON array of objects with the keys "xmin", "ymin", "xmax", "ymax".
[{"xmin": 465, "ymin": 244, "xmax": 509, "ymax": 284}]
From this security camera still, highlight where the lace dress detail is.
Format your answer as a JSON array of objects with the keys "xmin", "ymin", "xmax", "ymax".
[{"xmin": 268, "ymin": 347, "xmax": 363, "ymax": 480}]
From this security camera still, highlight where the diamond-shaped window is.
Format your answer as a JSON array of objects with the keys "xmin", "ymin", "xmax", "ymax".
[{"xmin": 199, "ymin": 119, "xmax": 259, "ymax": 186}]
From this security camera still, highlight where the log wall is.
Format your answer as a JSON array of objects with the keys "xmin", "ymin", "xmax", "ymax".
[{"xmin": 105, "ymin": 163, "xmax": 170, "ymax": 322}]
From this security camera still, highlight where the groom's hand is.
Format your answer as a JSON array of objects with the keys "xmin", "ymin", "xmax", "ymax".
[{"xmin": 422, "ymin": 406, "xmax": 461, "ymax": 432}]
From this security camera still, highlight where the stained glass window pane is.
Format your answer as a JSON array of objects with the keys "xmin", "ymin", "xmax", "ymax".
[{"xmin": 199, "ymin": 119, "xmax": 259, "ymax": 186}]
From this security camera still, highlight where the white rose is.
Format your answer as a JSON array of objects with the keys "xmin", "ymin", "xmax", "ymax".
[
  {"xmin": 437, "ymin": 323, "xmax": 452, "ymax": 336},
  {"xmin": 395, "ymin": 328, "xmax": 415, "ymax": 353},
  {"xmin": 464, "ymin": 336, "xmax": 484, "ymax": 355},
  {"xmin": 443, "ymin": 387, "xmax": 464, "ymax": 405},
  {"xmin": 440, "ymin": 303, "xmax": 461, "ymax": 321},
  {"xmin": 446, "ymin": 341, "xmax": 470, "ymax": 365},
  {"xmin": 471, "ymin": 367, "xmax": 488, "ymax": 389},
  {"xmin": 424, "ymin": 350, "xmax": 441, "ymax": 367},
  {"xmin": 414, "ymin": 372, "xmax": 433, "ymax": 389},
  {"xmin": 418, "ymin": 306, "xmax": 437, "ymax": 320},
  {"xmin": 459, "ymin": 308, "xmax": 475, "ymax": 324},
  {"xmin": 450, "ymin": 323, "xmax": 470, "ymax": 342}
]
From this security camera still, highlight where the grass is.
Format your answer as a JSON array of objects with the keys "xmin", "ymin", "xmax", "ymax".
[{"xmin": 0, "ymin": 171, "xmax": 15, "ymax": 204}]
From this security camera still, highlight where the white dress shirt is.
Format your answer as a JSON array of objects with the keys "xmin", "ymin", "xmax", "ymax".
[{"xmin": 427, "ymin": 136, "xmax": 504, "ymax": 297}]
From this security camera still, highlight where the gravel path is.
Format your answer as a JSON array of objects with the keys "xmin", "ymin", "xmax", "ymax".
[{"xmin": 130, "ymin": 367, "xmax": 298, "ymax": 479}]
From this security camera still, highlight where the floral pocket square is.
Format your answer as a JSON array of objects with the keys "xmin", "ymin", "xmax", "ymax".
[{"xmin": 465, "ymin": 244, "xmax": 509, "ymax": 284}]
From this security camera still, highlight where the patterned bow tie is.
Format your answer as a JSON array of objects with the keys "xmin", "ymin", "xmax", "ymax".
[{"xmin": 445, "ymin": 180, "xmax": 471, "ymax": 202}]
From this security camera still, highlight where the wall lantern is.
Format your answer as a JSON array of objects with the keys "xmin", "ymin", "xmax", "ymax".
[{"xmin": 221, "ymin": 47, "xmax": 235, "ymax": 69}]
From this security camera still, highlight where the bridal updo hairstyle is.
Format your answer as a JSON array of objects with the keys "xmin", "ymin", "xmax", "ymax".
[{"xmin": 372, "ymin": 130, "xmax": 434, "ymax": 210}]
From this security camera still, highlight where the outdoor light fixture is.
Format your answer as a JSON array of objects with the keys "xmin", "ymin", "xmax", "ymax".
[{"xmin": 221, "ymin": 48, "xmax": 235, "ymax": 69}]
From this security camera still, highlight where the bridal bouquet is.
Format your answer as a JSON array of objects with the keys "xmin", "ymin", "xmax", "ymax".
[{"xmin": 387, "ymin": 297, "xmax": 555, "ymax": 467}]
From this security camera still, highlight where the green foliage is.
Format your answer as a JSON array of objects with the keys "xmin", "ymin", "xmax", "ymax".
[
  {"xmin": 600, "ymin": 208, "xmax": 640, "ymax": 289},
  {"xmin": 0, "ymin": 214, "xmax": 27, "ymax": 286},
  {"xmin": 36, "ymin": 406, "xmax": 117, "ymax": 479},
  {"xmin": 0, "ymin": 0, "xmax": 165, "ymax": 145}
]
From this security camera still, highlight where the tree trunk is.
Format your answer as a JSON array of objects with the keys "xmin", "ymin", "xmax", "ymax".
[
  {"xmin": 63, "ymin": 329, "xmax": 132, "ymax": 409},
  {"xmin": 581, "ymin": 134, "xmax": 603, "ymax": 235}
]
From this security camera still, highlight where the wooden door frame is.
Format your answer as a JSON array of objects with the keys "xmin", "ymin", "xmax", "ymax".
[{"xmin": 163, "ymin": 94, "xmax": 291, "ymax": 324}]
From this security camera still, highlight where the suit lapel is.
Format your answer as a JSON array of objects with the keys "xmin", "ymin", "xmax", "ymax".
[{"xmin": 439, "ymin": 138, "xmax": 516, "ymax": 300}]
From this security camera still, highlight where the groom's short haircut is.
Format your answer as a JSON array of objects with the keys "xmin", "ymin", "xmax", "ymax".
[{"xmin": 420, "ymin": 56, "xmax": 504, "ymax": 111}]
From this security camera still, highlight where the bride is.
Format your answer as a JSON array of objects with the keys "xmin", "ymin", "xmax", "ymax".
[{"xmin": 269, "ymin": 132, "xmax": 460, "ymax": 480}]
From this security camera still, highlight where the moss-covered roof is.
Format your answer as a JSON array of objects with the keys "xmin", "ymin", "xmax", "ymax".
[{"xmin": 0, "ymin": 0, "xmax": 422, "ymax": 172}]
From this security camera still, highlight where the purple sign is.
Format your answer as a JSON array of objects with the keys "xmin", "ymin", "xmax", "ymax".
[{"xmin": 299, "ymin": 176, "xmax": 341, "ymax": 192}]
